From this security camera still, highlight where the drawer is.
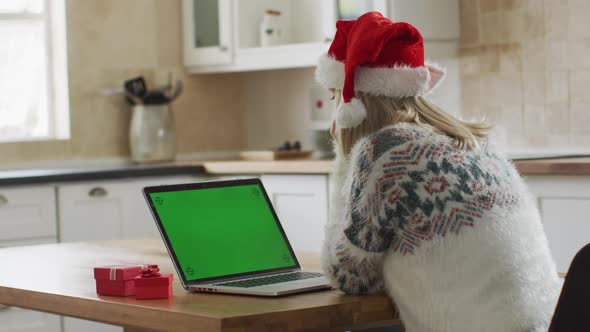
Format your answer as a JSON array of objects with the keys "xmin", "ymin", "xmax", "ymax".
[
  {"xmin": 0, "ymin": 305, "xmax": 61, "ymax": 332},
  {"xmin": 0, "ymin": 186, "xmax": 57, "ymax": 241},
  {"xmin": 58, "ymin": 181, "xmax": 132, "ymax": 242},
  {"xmin": 0, "ymin": 237, "xmax": 61, "ymax": 332}
]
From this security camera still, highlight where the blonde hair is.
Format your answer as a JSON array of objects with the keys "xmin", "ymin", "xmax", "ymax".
[{"xmin": 336, "ymin": 92, "xmax": 491, "ymax": 156}]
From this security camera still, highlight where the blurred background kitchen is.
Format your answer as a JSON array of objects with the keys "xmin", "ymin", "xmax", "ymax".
[
  {"xmin": 1, "ymin": 1, "xmax": 590, "ymax": 331},
  {"xmin": 3, "ymin": 0, "xmax": 588, "ymax": 165}
]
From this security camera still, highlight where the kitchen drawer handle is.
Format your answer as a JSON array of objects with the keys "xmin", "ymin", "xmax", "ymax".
[
  {"xmin": 219, "ymin": 45, "xmax": 228, "ymax": 52},
  {"xmin": 88, "ymin": 187, "xmax": 107, "ymax": 198},
  {"xmin": 0, "ymin": 304, "xmax": 10, "ymax": 312},
  {"xmin": 0, "ymin": 194, "xmax": 6, "ymax": 206}
]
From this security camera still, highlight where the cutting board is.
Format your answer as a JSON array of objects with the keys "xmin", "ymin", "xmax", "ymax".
[{"xmin": 239, "ymin": 150, "xmax": 312, "ymax": 161}]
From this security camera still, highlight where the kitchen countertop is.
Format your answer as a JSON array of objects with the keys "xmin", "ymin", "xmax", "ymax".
[
  {"xmin": 184, "ymin": 159, "xmax": 334, "ymax": 175},
  {"xmin": 512, "ymin": 157, "xmax": 590, "ymax": 175},
  {"xmin": 197, "ymin": 157, "xmax": 590, "ymax": 175},
  {"xmin": 0, "ymin": 157, "xmax": 589, "ymax": 186},
  {"xmin": 0, "ymin": 164, "xmax": 205, "ymax": 186},
  {"xmin": 197, "ymin": 157, "xmax": 590, "ymax": 176}
]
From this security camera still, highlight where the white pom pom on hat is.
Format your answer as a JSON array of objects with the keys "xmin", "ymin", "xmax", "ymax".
[
  {"xmin": 315, "ymin": 12, "xmax": 447, "ymax": 129},
  {"xmin": 336, "ymin": 97, "xmax": 367, "ymax": 128}
]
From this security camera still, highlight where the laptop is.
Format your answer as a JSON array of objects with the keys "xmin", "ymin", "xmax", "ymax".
[{"xmin": 142, "ymin": 178, "xmax": 331, "ymax": 296}]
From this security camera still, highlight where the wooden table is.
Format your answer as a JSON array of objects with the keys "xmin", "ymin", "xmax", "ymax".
[{"xmin": 0, "ymin": 240, "xmax": 397, "ymax": 332}]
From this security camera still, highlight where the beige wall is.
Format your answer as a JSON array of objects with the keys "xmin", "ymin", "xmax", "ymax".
[
  {"xmin": 240, "ymin": 44, "xmax": 462, "ymax": 151},
  {"xmin": 240, "ymin": 68, "xmax": 318, "ymax": 150},
  {"xmin": 0, "ymin": 0, "xmax": 244, "ymax": 164},
  {"xmin": 459, "ymin": 0, "xmax": 590, "ymax": 149}
]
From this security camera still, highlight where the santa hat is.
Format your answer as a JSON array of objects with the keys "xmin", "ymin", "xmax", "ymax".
[{"xmin": 315, "ymin": 12, "xmax": 446, "ymax": 128}]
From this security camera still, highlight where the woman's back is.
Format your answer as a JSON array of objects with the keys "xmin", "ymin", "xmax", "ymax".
[
  {"xmin": 316, "ymin": 12, "xmax": 561, "ymax": 332},
  {"xmin": 345, "ymin": 123, "xmax": 561, "ymax": 332}
]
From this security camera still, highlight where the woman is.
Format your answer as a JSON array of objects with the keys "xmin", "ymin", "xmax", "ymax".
[{"xmin": 317, "ymin": 12, "xmax": 560, "ymax": 332}]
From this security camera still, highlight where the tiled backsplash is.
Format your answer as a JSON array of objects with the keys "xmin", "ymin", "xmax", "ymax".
[{"xmin": 459, "ymin": 0, "xmax": 590, "ymax": 149}]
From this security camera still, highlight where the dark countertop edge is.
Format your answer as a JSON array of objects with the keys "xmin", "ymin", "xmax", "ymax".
[
  {"xmin": 3, "ymin": 154, "xmax": 590, "ymax": 187},
  {"xmin": 0, "ymin": 165, "xmax": 206, "ymax": 187}
]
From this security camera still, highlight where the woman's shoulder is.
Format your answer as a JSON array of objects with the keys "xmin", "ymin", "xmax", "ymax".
[
  {"xmin": 350, "ymin": 122, "xmax": 439, "ymax": 164},
  {"xmin": 349, "ymin": 122, "xmax": 511, "ymax": 176}
]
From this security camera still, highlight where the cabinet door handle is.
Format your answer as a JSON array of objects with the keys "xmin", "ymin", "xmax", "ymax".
[
  {"xmin": 88, "ymin": 187, "xmax": 108, "ymax": 198},
  {"xmin": 219, "ymin": 45, "xmax": 228, "ymax": 52},
  {"xmin": 0, "ymin": 304, "xmax": 10, "ymax": 312},
  {"xmin": 0, "ymin": 194, "xmax": 6, "ymax": 206}
]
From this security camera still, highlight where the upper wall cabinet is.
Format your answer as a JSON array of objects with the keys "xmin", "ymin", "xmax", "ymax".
[
  {"xmin": 183, "ymin": 0, "xmax": 234, "ymax": 66},
  {"xmin": 183, "ymin": 0, "xmax": 392, "ymax": 73}
]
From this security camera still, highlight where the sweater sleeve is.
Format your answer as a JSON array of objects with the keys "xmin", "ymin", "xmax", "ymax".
[{"xmin": 321, "ymin": 143, "xmax": 393, "ymax": 295}]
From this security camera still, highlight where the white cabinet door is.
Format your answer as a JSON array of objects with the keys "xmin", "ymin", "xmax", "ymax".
[
  {"xmin": 58, "ymin": 176, "xmax": 206, "ymax": 242},
  {"xmin": 0, "ymin": 186, "xmax": 56, "ymax": 241},
  {"xmin": 0, "ymin": 306, "xmax": 61, "ymax": 332},
  {"xmin": 182, "ymin": 0, "xmax": 233, "ymax": 66},
  {"xmin": 62, "ymin": 318, "xmax": 121, "ymax": 332},
  {"xmin": 58, "ymin": 181, "xmax": 131, "ymax": 242},
  {"xmin": 261, "ymin": 175, "xmax": 328, "ymax": 253},
  {"xmin": 526, "ymin": 175, "xmax": 590, "ymax": 274},
  {"xmin": 0, "ymin": 238, "xmax": 61, "ymax": 332}
]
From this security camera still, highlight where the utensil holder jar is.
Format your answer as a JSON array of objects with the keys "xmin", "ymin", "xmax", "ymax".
[{"xmin": 129, "ymin": 105, "xmax": 176, "ymax": 163}]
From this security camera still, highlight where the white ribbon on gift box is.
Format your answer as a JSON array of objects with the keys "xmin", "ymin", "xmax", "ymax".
[{"xmin": 109, "ymin": 265, "xmax": 150, "ymax": 280}]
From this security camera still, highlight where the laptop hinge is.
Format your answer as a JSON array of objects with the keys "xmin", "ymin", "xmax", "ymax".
[{"xmin": 189, "ymin": 267, "xmax": 302, "ymax": 285}]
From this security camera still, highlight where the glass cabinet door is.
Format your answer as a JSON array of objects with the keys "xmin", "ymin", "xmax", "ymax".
[{"xmin": 182, "ymin": 0, "xmax": 233, "ymax": 67}]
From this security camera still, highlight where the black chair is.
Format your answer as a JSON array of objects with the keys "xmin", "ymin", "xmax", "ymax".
[{"xmin": 549, "ymin": 243, "xmax": 590, "ymax": 331}]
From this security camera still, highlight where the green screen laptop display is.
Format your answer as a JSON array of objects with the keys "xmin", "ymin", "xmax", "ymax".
[{"xmin": 149, "ymin": 183, "xmax": 296, "ymax": 281}]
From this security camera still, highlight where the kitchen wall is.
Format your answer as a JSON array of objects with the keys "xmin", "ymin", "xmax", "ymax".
[
  {"xmin": 459, "ymin": 0, "xmax": 590, "ymax": 149},
  {"xmin": 240, "ymin": 68, "xmax": 317, "ymax": 150},
  {"xmin": 0, "ymin": 0, "xmax": 244, "ymax": 164},
  {"xmin": 241, "ymin": 43, "xmax": 462, "ymax": 151}
]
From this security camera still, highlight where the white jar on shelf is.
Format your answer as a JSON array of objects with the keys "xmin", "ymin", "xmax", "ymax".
[{"xmin": 259, "ymin": 10, "xmax": 286, "ymax": 47}]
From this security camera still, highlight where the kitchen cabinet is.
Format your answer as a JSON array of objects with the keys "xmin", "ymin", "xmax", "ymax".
[
  {"xmin": 525, "ymin": 176, "xmax": 590, "ymax": 274},
  {"xmin": 59, "ymin": 175, "xmax": 201, "ymax": 332},
  {"xmin": 183, "ymin": 0, "xmax": 459, "ymax": 73},
  {"xmin": 58, "ymin": 176, "xmax": 202, "ymax": 242},
  {"xmin": 58, "ymin": 180, "xmax": 144, "ymax": 242},
  {"xmin": 182, "ymin": 0, "xmax": 234, "ymax": 67},
  {"xmin": 0, "ymin": 304, "xmax": 61, "ymax": 332},
  {"xmin": 261, "ymin": 175, "xmax": 328, "ymax": 253},
  {"xmin": 62, "ymin": 318, "xmax": 121, "ymax": 332},
  {"xmin": 0, "ymin": 238, "xmax": 61, "ymax": 332},
  {"xmin": 0, "ymin": 186, "xmax": 57, "ymax": 242}
]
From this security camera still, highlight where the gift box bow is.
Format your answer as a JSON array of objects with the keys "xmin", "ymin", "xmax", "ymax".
[{"xmin": 140, "ymin": 264, "xmax": 161, "ymax": 278}]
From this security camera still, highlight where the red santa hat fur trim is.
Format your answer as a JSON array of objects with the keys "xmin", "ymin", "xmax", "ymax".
[{"xmin": 315, "ymin": 12, "xmax": 446, "ymax": 128}]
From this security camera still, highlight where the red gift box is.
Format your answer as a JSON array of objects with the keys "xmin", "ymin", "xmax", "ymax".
[
  {"xmin": 93, "ymin": 265, "xmax": 143, "ymax": 297},
  {"xmin": 134, "ymin": 265, "xmax": 173, "ymax": 300}
]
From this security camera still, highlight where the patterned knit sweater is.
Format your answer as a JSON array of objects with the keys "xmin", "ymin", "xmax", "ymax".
[{"xmin": 322, "ymin": 122, "xmax": 560, "ymax": 332}]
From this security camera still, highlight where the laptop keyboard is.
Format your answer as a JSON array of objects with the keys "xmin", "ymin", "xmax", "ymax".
[{"xmin": 213, "ymin": 272, "xmax": 323, "ymax": 288}]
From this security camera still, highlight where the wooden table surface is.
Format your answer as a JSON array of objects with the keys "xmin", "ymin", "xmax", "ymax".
[{"xmin": 0, "ymin": 240, "xmax": 397, "ymax": 332}]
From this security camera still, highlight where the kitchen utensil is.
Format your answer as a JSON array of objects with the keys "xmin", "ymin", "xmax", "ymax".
[
  {"xmin": 142, "ymin": 91, "xmax": 170, "ymax": 105},
  {"xmin": 166, "ymin": 80, "xmax": 183, "ymax": 101},
  {"xmin": 124, "ymin": 76, "xmax": 147, "ymax": 98}
]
